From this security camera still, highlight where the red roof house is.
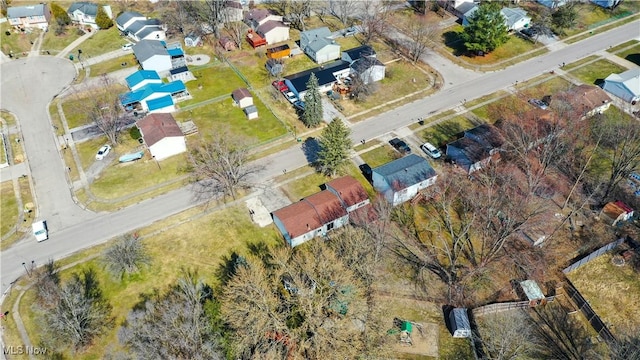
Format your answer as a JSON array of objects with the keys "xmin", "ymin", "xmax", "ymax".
[{"xmin": 136, "ymin": 113, "xmax": 186, "ymax": 161}]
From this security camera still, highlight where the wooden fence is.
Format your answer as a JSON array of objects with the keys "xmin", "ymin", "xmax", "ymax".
[
  {"xmin": 562, "ymin": 280, "xmax": 616, "ymax": 344},
  {"xmin": 562, "ymin": 238, "xmax": 625, "ymax": 274},
  {"xmin": 472, "ymin": 296, "xmax": 557, "ymax": 317}
]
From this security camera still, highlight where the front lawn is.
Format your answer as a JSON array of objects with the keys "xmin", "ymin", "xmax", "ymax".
[
  {"xmin": 0, "ymin": 181, "xmax": 18, "ymax": 238},
  {"xmin": 280, "ymin": 163, "xmax": 374, "ymax": 202},
  {"xmin": 41, "ymin": 26, "xmax": 83, "ymax": 54},
  {"xmin": 568, "ymin": 59, "xmax": 628, "ymax": 85},
  {"xmin": 613, "ymin": 41, "xmax": 640, "ymax": 66},
  {"xmin": 180, "ymin": 63, "xmax": 247, "ymax": 107},
  {"xmin": 559, "ymin": 2, "xmax": 639, "ymax": 37},
  {"xmin": 360, "ymin": 146, "xmax": 401, "ymax": 168},
  {"xmin": 0, "ymin": 22, "xmax": 40, "ymax": 57},
  {"xmin": 60, "ymin": 83, "xmax": 128, "ymax": 129},
  {"xmin": 70, "ymin": 26, "xmax": 129, "ymax": 59},
  {"xmin": 88, "ymin": 54, "xmax": 138, "ymax": 77},
  {"xmin": 420, "ymin": 115, "xmax": 477, "ymax": 148}
]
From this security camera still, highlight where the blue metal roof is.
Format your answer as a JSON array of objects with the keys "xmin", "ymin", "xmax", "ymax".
[
  {"xmin": 126, "ymin": 70, "xmax": 161, "ymax": 89},
  {"xmin": 167, "ymin": 47, "xmax": 184, "ymax": 57},
  {"xmin": 372, "ymin": 154, "xmax": 437, "ymax": 191},
  {"xmin": 147, "ymin": 95, "xmax": 174, "ymax": 111},
  {"xmin": 120, "ymin": 81, "xmax": 186, "ymax": 105}
]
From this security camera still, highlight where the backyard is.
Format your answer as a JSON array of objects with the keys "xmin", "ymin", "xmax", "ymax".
[
  {"xmin": 279, "ymin": 163, "xmax": 375, "ymax": 202},
  {"xmin": 179, "ymin": 62, "xmax": 246, "ymax": 107}
]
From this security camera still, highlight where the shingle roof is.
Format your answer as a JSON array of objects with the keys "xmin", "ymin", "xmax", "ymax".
[
  {"xmin": 272, "ymin": 201, "xmax": 322, "ymax": 239},
  {"xmin": 7, "ymin": 4, "xmax": 47, "ymax": 18},
  {"xmin": 373, "ymin": 154, "xmax": 437, "ymax": 192},
  {"xmin": 501, "ymin": 7, "xmax": 528, "ymax": 28},
  {"xmin": 137, "ymin": 113, "xmax": 183, "ymax": 146},
  {"xmin": 116, "ymin": 11, "xmax": 144, "ymax": 28},
  {"xmin": 133, "ymin": 40, "xmax": 168, "ymax": 62},
  {"xmin": 554, "ymin": 84, "xmax": 611, "ymax": 111},
  {"xmin": 304, "ymin": 191, "xmax": 347, "ymax": 224},
  {"xmin": 125, "ymin": 70, "xmax": 161, "ymax": 89},
  {"xmin": 604, "ymin": 68, "xmax": 640, "ymax": 96},
  {"xmin": 134, "ymin": 25, "xmax": 163, "ymax": 41},
  {"xmin": 464, "ymin": 124, "xmax": 504, "ymax": 150},
  {"xmin": 232, "ymin": 88, "xmax": 252, "ymax": 101},
  {"xmin": 301, "ymin": 27, "xmax": 334, "ymax": 52},
  {"xmin": 285, "ymin": 60, "xmax": 350, "ymax": 93},
  {"xmin": 68, "ymin": 2, "xmax": 98, "ymax": 16},
  {"xmin": 244, "ymin": 8, "xmax": 271, "ymax": 23},
  {"xmin": 146, "ymin": 95, "xmax": 174, "ymax": 112},
  {"xmin": 257, "ymin": 20, "xmax": 286, "ymax": 35},
  {"xmin": 447, "ymin": 137, "xmax": 490, "ymax": 164},
  {"xmin": 243, "ymin": 105, "xmax": 258, "ymax": 115},
  {"xmin": 325, "ymin": 176, "xmax": 368, "ymax": 208},
  {"xmin": 169, "ymin": 66, "xmax": 189, "ymax": 75},
  {"xmin": 351, "ymin": 57, "xmax": 385, "ymax": 73},
  {"xmin": 343, "ymin": 45, "xmax": 376, "ymax": 61}
]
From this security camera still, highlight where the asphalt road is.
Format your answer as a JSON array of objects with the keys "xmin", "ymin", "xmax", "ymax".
[{"xmin": 1, "ymin": 21, "xmax": 639, "ymax": 296}]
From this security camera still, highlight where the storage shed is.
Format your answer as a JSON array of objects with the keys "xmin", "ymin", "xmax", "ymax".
[
  {"xmin": 449, "ymin": 308, "xmax": 471, "ymax": 338},
  {"xmin": 243, "ymin": 105, "xmax": 259, "ymax": 120},
  {"xmin": 267, "ymin": 44, "xmax": 290, "ymax": 59},
  {"xmin": 518, "ymin": 280, "xmax": 546, "ymax": 307},
  {"xmin": 219, "ymin": 36, "xmax": 237, "ymax": 51},
  {"xmin": 232, "ymin": 88, "xmax": 253, "ymax": 109}
]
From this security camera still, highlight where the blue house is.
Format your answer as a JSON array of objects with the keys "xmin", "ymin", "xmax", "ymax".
[
  {"xmin": 372, "ymin": 154, "xmax": 438, "ymax": 206},
  {"xmin": 119, "ymin": 81, "xmax": 189, "ymax": 114},
  {"xmin": 125, "ymin": 70, "xmax": 162, "ymax": 91},
  {"xmin": 591, "ymin": 0, "xmax": 622, "ymax": 8}
]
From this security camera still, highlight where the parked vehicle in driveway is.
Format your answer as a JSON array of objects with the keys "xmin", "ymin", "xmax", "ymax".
[
  {"xmin": 272, "ymin": 80, "xmax": 288, "ymax": 92},
  {"xmin": 389, "ymin": 138, "xmax": 411, "ymax": 154},
  {"xmin": 32, "ymin": 220, "xmax": 48, "ymax": 242},
  {"xmin": 528, "ymin": 98, "xmax": 548, "ymax": 110},
  {"xmin": 293, "ymin": 100, "xmax": 305, "ymax": 111},
  {"xmin": 284, "ymin": 91, "xmax": 297, "ymax": 103},
  {"xmin": 96, "ymin": 144, "xmax": 111, "ymax": 160},
  {"xmin": 421, "ymin": 142, "xmax": 442, "ymax": 159}
]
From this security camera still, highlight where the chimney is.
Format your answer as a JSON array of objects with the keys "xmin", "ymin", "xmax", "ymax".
[{"xmin": 306, "ymin": 224, "xmax": 310, "ymax": 230}]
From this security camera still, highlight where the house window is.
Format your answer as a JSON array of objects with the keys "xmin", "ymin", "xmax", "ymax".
[{"xmin": 327, "ymin": 222, "xmax": 334, "ymax": 231}]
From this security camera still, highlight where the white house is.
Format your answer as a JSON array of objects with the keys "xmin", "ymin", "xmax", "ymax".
[
  {"xmin": 7, "ymin": 4, "xmax": 51, "ymax": 30},
  {"xmin": 116, "ymin": 11, "xmax": 165, "ymax": 41},
  {"xmin": 372, "ymin": 154, "xmax": 438, "ymax": 206},
  {"xmin": 184, "ymin": 32, "xmax": 202, "ymax": 47},
  {"xmin": 603, "ymin": 68, "xmax": 640, "ymax": 104},
  {"xmin": 284, "ymin": 60, "xmax": 351, "ymax": 99},
  {"xmin": 133, "ymin": 40, "xmax": 172, "ymax": 74},
  {"xmin": 351, "ymin": 57, "xmax": 386, "ymax": 85},
  {"xmin": 224, "ymin": 0, "xmax": 244, "ymax": 23},
  {"xmin": 232, "ymin": 88, "xmax": 254, "ymax": 108},
  {"xmin": 67, "ymin": 2, "xmax": 112, "ymax": 29},
  {"xmin": 116, "ymin": 11, "xmax": 146, "ymax": 32},
  {"xmin": 300, "ymin": 27, "xmax": 341, "ymax": 64},
  {"xmin": 462, "ymin": 5, "xmax": 531, "ymax": 32},
  {"xmin": 125, "ymin": 70, "xmax": 162, "ymax": 91},
  {"xmin": 244, "ymin": 8, "xmax": 289, "ymax": 45},
  {"xmin": 136, "ymin": 113, "xmax": 186, "ymax": 161}
]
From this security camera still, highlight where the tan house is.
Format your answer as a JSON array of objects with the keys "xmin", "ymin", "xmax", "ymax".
[
  {"xmin": 7, "ymin": 4, "xmax": 51, "ymax": 30},
  {"xmin": 553, "ymin": 84, "xmax": 612, "ymax": 119},
  {"xmin": 232, "ymin": 88, "xmax": 253, "ymax": 108}
]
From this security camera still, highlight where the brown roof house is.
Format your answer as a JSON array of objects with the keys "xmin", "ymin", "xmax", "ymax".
[
  {"xmin": 136, "ymin": 113, "xmax": 186, "ymax": 161},
  {"xmin": 601, "ymin": 201, "xmax": 634, "ymax": 226},
  {"xmin": 552, "ymin": 84, "xmax": 612, "ymax": 119},
  {"xmin": 272, "ymin": 175, "xmax": 369, "ymax": 247},
  {"xmin": 232, "ymin": 88, "xmax": 253, "ymax": 108},
  {"xmin": 446, "ymin": 124, "xmax": 504, "ymax": 174}
]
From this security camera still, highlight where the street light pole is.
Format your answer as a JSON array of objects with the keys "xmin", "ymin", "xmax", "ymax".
[{"xmin": 22, "ymin": 262, "xmax": 30, "ymax": 276}]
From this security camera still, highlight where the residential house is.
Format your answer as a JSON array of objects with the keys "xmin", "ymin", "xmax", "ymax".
[
  {"xmin": 133, "ymin": 40, "xmax": 172, "ymax": 74},
  {"xmin": 324, "ymin": 176, "xmax": 370, "ymax": 213},
  {"xmin": 591, "ymin": 0, "xmax": 622, "ymax": 8},
  {"xmin": 169, "ymin": 66, "xmax": 193, "ymax": 83},
  {"xmin": 536, "ymin": 0, "xmax": 568, "ymax": 8},
  {"xmin": 67, "ymin": 2, "xmax": 113, "ymax": 29},
  {"xmin": 449, "ymin": 308, "xmax": 471, "ymax": 338},
  {"xmin": 119, "ymin": 81, "xmax": 190, "ymax": 113},
  {"xmin": 437, "ymin": 0, "xmax": 478, "ymax": 19},
  {"xmin": 243, "ymin": 105, "xmax": 259, "ymax": 120},
  {"xmin": 341, "ymin": 45, "xmax": 376, "ymax": 64},
  {"xmin": 372, "ymin": 154, "xmax": 438, "ymax": 206},
  {"xmin": 116, "ymin": 11, "xmax": 165, "ymax": 42},
  {"xmin": 7, "ymin": 4, "xmax": 51, "ymax": 30},
  {"xmin": 136, "ymin": 113, "xmax": 186, "ymax": 161},
  {"xmin": 464, "ymin": 124, "xmax": 504, "ymax": 153},
  {"xmin": 351, "ymin": 57, "xmax": 386, "ymax": 85},
  {"xmin": 602, "ymin": 68, "xmax": 640, "ymax": 104},
  {"xmin": 518, "ymin": 280, "xmax": 547, "ymax": 307},
  {"xmin": 224, "ymin": 0, "xmax": 243, "ymax": 23},
  {"xmin": 232, "ymin": 88, "xmax": 253, "ymax": 108},
  {"xmin": 300, "ymin": 27, "xmax": 341, "ymax": 64},
  {"xmin": 116, "ymin": 11, "xmax": 146, "ymax": 32},
  {"xmin": 185, "ymin": 32, "xmax": 202, "ymax": 47},
  {"xmin": 167, "ymin": 43, "xmax": 187, "ymax": 69},
  {"xmin": 552, "ymin": 84, "xmax": 612, "ymax": 119},
  {"xmin": 446, "ymin": 124, "xmax": 504, "ymax": 174},
  {"xmin": 496, "ymin": 108, "xmax": 561, "ymax": 151},
  {"xmin": 284, "ymin": 60, "xmax": 351, "ymax": 99},
  {"xmin": 462, "ymin": 5, "xmax": 531, "ymax": 32},
  {"xmin": 125, "ymin": 70, "xmax": 162, "ymax": 91},
  {"xmin": 244, "ymin": 8, "xmax": 289, "ymax": 45}
]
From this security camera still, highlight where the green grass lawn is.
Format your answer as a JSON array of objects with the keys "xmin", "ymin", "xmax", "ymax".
[
  {"xmin": 563, "ymin": 55, "xmax": 599, "ymax": 71},
  {"xmin": 0, "ymin": 110, "xmax": 16, "ymax": 126},
  {"xmin": 607, "ymin": 39, "xmax": 639, "ymax": 53},
  {"xmin": 41, "ymin": 26, "xmax": 83, "ymax": 53},
  {"xmin": 568, "ymin": 59, "xmax": 627, "ymax": 85},
  {"xmin": 420, "ymin": 115, "xmax": 477, "ymax": 148},
  {"xmin": 175, "ymin": 95, "xmax": 288, "ymax": 144},
  {"xmin": 71, "ymin": 26, "xmax": 129, "ymax": 59},
  {"xmin": 557, "ymin": 3, "xmax": 635, "ymax": 37},
  {"xmin": 613, "ymin": 42, "xmax": 640, "ymax": 66},
  {"xmin": 88, "ymin": 54, "xmax": 138, "ymax": 77},
  {"xmin": 0, "ymin": 136, "xmax": 6, "ymax": 164},
  {"xmin": 60, "ymin": 83, "xmax": 128, "ymax": 129},
  {"xmin": 0, "ymin": 22, "xmax": 40, "ymax": 57},
  {"xmin": 280, "ymin": 163, "xmax": 374, "ymax": 202},
  {"xmin": 0, "ymin": 181, "xmax": 18, "ymax": 238},
  {"xmin": 180, "ymin": 64, "xmax": 247, "ymax": 107},
  {"xmin": 360, "ymin": 146, "xmax": 401, "ymax": 168}
]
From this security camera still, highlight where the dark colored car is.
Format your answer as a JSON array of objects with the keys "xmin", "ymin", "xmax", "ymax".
[
  {"xmin": 389, "ymin": 138, "xmax": 411, "ymax": 154},
  {"xmin": 293, "ymin": 100, "xmax": 305, "ymax": 111},
  {"xmin": 359, "ymin": 163, "xmax": 373, "ymax": 182}
]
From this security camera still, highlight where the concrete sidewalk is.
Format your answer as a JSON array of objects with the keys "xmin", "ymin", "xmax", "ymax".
[{"xmin": 56, "ymin": 30, "xmax": 94, "ymax": 59}]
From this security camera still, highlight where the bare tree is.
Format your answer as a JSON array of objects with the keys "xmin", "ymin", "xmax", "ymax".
[
  {"xmin": 329, "ymin": 0, "xmax": 357, "ymax": 25},
  {"xmin": 349, "ymin": 63, "xmax": 379, "ymax": 102},
  {"xmin": 190, "ymin": 0, "xmax": 227, "ymax": 38},
  {"xmin": 476, "ymin": 310, "xmax": 537, "ymax": 360},
  {"xmin": 187, "ymin": 129, "xmax": 264, "ymax": 201},
  {"xmin": 34, "ymin": 259, "xmax": 60, "ymax": 308},
  {"xmin": 118, "ymin": 270, "xmax": 223, "ymax": 360},
  {"xmin": 224, "ymin": 20, "xmax": 248, "ymax": 50},
  {"xmin": 358, "ymin": 1, "xmax": 392, "ymax": 44},
  {"xmin": 609, "ymin": 329, "xmax": 640, "ymax": 360},
  {"xmin": 75, "ymin": 74, "xmax": 125, "ymax": 144},
  {"xmin": 160, "ymin": 1, "xmax": 197, "ymax": 37},
  {"xmin": 405, "ymin": 18, "xmax": 438, "ymax": 63},
  {"xmin": 267, "ymin": 0, "xmax": 312, "ymax": 31},
  {"xmin": 102, "ymin": 233, "xmax": 151, "ymax": 280}
]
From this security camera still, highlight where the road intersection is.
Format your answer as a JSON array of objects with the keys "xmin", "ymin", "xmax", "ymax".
[{"xmin": 1, "ymin": 20, "xmax": 638, "ymax": 298}]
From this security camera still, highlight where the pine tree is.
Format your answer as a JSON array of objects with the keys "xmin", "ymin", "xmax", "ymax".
[
  {"xmin": 302, "ymin": 73, "xmax": 323, "ymax": 128},
  {"xmin": 461, "ymin": 2, "xmax": 509, "ymax": 55},
  {"xmin": 318, "ymin": 118, "xmax": 351, "ymax": 177},
  {"xmin": 95, "ymin": 6, "xmax": 113, "ymax": 29}
]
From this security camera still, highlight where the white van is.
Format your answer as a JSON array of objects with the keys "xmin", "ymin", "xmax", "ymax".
[
  {"xmin": 421, "ymin": 142, "xmax": 442, "ymax": 159},
  {"xmin": 32, "ymin": 220, "xmax": 48, "ymax": 242}
]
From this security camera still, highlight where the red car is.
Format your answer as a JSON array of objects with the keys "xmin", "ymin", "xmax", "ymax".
[{"xmin": 272, "ymin": 80, "xmax": 288, "ymax": 92}]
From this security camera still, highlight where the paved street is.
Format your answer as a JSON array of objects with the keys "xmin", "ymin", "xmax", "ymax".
[{"xmin": 1, "ymin": 20, "xmax": 639, "ymax": 297}]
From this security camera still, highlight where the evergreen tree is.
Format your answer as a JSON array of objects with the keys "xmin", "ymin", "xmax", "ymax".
[
  {"xmin": 95, "ymin": 6, "xmax": 113, "ymax": 29},
  {"xmin": 552, "ymin": 2, "xmax": 578, "ymax": 32},
  {"xmin": 318, "ymin": 118, "xmax": 352, "ymax": 176},
  {"xmin": 302, "ymin": 73, "xmax": 323, "ymax": 128},
  {"xmin": 50, "ymin": 2, "xmax": 71, "ymax": 26},
  {"xmin": 461, "ymin": 2, "xmax": 509, "ymax": 55}
]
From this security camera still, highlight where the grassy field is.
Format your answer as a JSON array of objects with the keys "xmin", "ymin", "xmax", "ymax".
[
  {"xmin": 70, "ymin": 26, "xmax": 129, "ymax": 59},
  {"xmin": 420, "ymin": 115, "xmax": 477, "ymax": 148},
  {"xmin": 0, "ymin": 22, "xmax": 40, "ymax": 57},
  {"xmin": 88, "ymin": 54, "xmax": 138, "ymax": 77},
  {"xmin": 60, "ymin": 83, "xmax": 128, "ymax": 129},
  {"xmin": 1, "ymin": 176, "xmax": 35, "ymax": 250},
  {"xmin": 567, "ymin": 252, "xmax": 640, "ymax": 335},
  {"xmin": 360, "ymin": 146, "xmax": 401, "ymax": 169},
  {"xmin": 556, "ymin": 2, "xmax": 639, "ymax": 37},
  {"xmin": 613, "ymin": 42, "xmax": 640, "ymax": 66},
  {"xmin": 607, "ymin": 39, "xmax": 639, "ymax": 54},
  {"xmin": 563, "ymin": 55, "xmax": 599, "ymax": 71},
  {"xmin": 180, "ymin": 64, "xmax": 247, "ymax": 106},
  {"xmin": 41, "ymin": 26, "xmax": 83, "ymax": 54},
  {"xmin": 280, "ymin": 163, "xmax": 375, "ymax": 202},
  {"xmin": 0, "ymin": 181, "xmax": 18, "ymax": 238},
  {"xmin": 568, "ymin": 59, "xmax": 628, "ymax": 85}
]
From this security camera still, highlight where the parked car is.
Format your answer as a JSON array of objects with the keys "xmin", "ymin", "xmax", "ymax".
[
  {"xmin": 284, "ymin": 91, "xmax": 298, "ymax": 104},
  {"xmin": 96, "ymin": 144, "xmax": 112, "ymax": 160},
  {"xmin": 528, "ymin": 98, "xmax": 548, "ymax": 110},
  {"xmin": 293, "ymin": 100, "xmax": 305, "ymax": 111},
  {"xmin": 122, "ymin": 43, "xmax": 133, "ymax": 51},
  {"xmin": 343, "ymin": 26, "xmax": 358, "ymax": 37},
  {"xmin": 272, "ymin": 80, "xmax": 288, "ymax": 92},
  {"xmin": 32, "ymin": 220, "xmax": 48, "ymax": 242},
  {"xmin": 520, "ymin": 28, "xmax": 538, "ymax": 38},
  {"xmin": 420, "ymin": 142, "xmax": 442, "ymax": 159},
  {"xmin": 389, "ymin": 138, "xmax": 411, "ymax": 154}
]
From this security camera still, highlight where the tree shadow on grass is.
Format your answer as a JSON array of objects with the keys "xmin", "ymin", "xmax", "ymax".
[
  {"xmin": 425, "ymin": 121, "xmax": 468, "ymax": 148},
  {"xmin": 625, "ymin": 53, "xmax": 640, "ymax": 66},
  {"xmin": 442, "ymin": 31, "xmax": 467, "ymax": 57}
]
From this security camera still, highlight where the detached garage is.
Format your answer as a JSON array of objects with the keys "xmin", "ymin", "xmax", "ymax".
[{"xmin": 137, "ymin": 113, "xmax": 186, "ymax": 161}]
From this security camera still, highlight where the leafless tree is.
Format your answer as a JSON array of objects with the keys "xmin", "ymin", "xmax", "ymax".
[
  {"xmin": 476, "ymin": 310, "xmax": 537, "ymax": 360},
  {"xmin": 349, "ymin": 65, "xmax": 378, "ymax": 102},
  {"xmin": 224, "ymin": 21, "xmax": 248, "ymax": 50},
  {"xmin": 358, "ymin": 1, "xmax": 392, "ymax": 44},
  {"xmin": 74, "ymin": 74, "xmax": 125, "ymax": 144},
  {"xmin": 405, "ymin": 18, "xmax": 438, "ymax": 63},
  {"xmin": 40, "ymin": 268, "xmax": 113, "ymax": 352},
  {"xmin": 267, "ymin": 0, "xmax": 312, "ymax": 31},
  {"xmin": 188, "ymin": 0, "xmax": 227, "ymax": 38},
  {"xmin": 159, "ymin": 1, "xmax": 197, "ymax": 37},
  {"xmin": 187, "ymin": 129, "xmax": 264, "ymax": 201},
  {"xmin": 34, "ymin": 259, "xmax": 60, "ymax": 308},
  {"xmin": 102, "ymin": 233, "xmax": 151, "ymax": 280},
  {"xmin": 118, "ymin": 270, "xmax": 223, "ymax": 360},
  {"xmin": 328, "ymin": 0, "xmax": 357, "ymax": 25},
  {"xmin": 609, "ymin": 329, "xmax": 640, "ymax": 360}
]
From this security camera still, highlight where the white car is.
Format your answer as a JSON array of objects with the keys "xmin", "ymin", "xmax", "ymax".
[
  {"xmin": 96, "ymin": 145, "xmax": 111, "ymax": 160},
  {"xmin": 32, "ymin": 220, "xmax": 48, "ymax": 242},
  {"xmin": 421, "ymin": 142, "xmax": 442, "ymax": 159},
  {"xmin": 284, "ymin": 91, "xmax": 297, "ymax": 104}
]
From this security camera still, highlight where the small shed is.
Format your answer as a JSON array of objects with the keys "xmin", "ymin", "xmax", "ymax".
[
  {"xmin": 448, "ymin": 308, "xmax": 471, "ymax": 338},
  {"xmin": 219, "ymin": 36, "xmax": 237, "ymax": 51},
  {"xmin": 266, "ymin": 58, "xmax": 284, "ymax": 76},
  {"xmin": 184, "ymin": 32, "xmax": 202, "ymax": 47},
  {"xmin": 267, "ymin": 44, "xmax": 290, "ymax": 59},
  {"xmin": 232, "ymin": 88, "xmax": 253, "ymax": 108},
  {"xmin": 518, "ymin": 280, "xmax": 546, "ymax": 307},
  {"xmin": 246, "ymin": 30, "xmax": 266, "ymax": 48},
  {"xmin": 243, "ymin": 105, "xmax": 259, "ymax": 120},
  {"xmin": 601, "ymin": 201, "xmax": 635, "ymax": 226}
]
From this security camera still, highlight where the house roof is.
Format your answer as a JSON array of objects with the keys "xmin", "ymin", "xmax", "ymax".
[
  {"xmin": 301, "ymin": 27, "xmax": 332, "ymax": 41},
  {"xmin": 119, "ymin": 81, "xmax": 186, "ymax": 105},
  {"xmin": 137, "ymin": 113, "xmax": 183, "ymax": 147},
  {"xmin": 135, "ymin": 26, "xmax": 163, "ymax": 41},
  {"xmin": 464, "ymin": 124, "xmax": 504, "ymax": 150},
  {"xmin": 7, "ymin": 4, "xmax": 47, "ymax": 18},
  {"xmin": 133, "ymin": 40, "xmax": 168, "ymax": 62},
  {"xmin": 167, "ymin": 47, "xmax": 184, "ymax": 57},
  {"xmin": 232, "ymin": 88, "xmax": 252, "ymax": 101},
  {"xmin": 225, "ymin": 0, "xmax": 243, "ymax": 9},
  {"xmin": 268, "ymin": 44, "xmax": 290, "ymax": 53},
  {"xmin": 301, "ymin": 27, "xmax": 336, "ymax": 53},
  {"xmin": 456, "ymin": 1, "xmax": 477, "ymax": 14},
  {"xmin": 554, "ymin": 84, "xmax": 611, "ymax": 112},
  {"xmin": 519, "ymin": 280, "xmax": 544, "ymax": 301},
  {"xmin": 125, "ymin": 70, "xmax": 161, "ymax": 89},
  {"xmin": 127, "ymin": 18, "xmax": 160, "ymax": 35},
  {"xmin": 351, "ymin": 57, "xmax": 385, "ymax": 73},
  {"xmin": 243, "ymin": 105, "xmax": 258, "ymax": 114},
  {"xmin": 272, "ymin": 200, "xmax": 322, "ymax": 239},
  {"xmin": 68, "ymin": 2, "xmax": 98, "ymax": 16},
  {"xmin": 447, "ymin": 137, "xmax": 491, "ymax": 164},
  {"xmin": 257, "ymin": 20, "xmax": 286, "ymax": 35},
  {"xmin": 169, "ymin": 66, "xmax": 189, "ymax": 75},
  {"xmin": 604, "ymin": 68, "xmax": 640, "ymax": 96},
  {"xmin": 343, "ymin": 45, "xmax": 376, "ymax": 61},
  {"xmin": 325, "ymin": 176, "xmax": 368, "ymax": 208},
  {"xmin": 185, "ymin": 32, "xmax": 201, "ymax": 41},
  {"xmin": 501, "ymin": 7, "xmax": 528, "ymax": 28},
  {"xmin": 146, "ymin": 94, "xmax": 174, "ymax": 112},
  {"xmin": 304, "ymin": 190, "xmax": 348, "ymax": 224},
  {"xmin": 373, "ymin": 154, "xmax": 437, "ymax": 192},
  {"xmin": 285, "ymin": 60, "xmax": 350, "ymax": 93},
  {"xmin": 244, "ymin": 8, "xmax": 271, "ymax": 23},
  {"xmin": 116, "ymin": 11, "xmax": 144, "ymax": 28}
]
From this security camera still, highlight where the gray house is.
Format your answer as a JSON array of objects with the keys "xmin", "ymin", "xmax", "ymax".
[
  {"xmin": 67, "ymin": 2, "xmax": 112, "ymax": 29},
  {"xmin": 602, "ymin": 68, "xmax": 640, "ymax": 104},
  {"xmin": 300, "ymin": 27, "xmax": 341, "ymax": 64},
  {"xmin": 372, "ymin": 154, "xmax": 438, "ymax": 206}
]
